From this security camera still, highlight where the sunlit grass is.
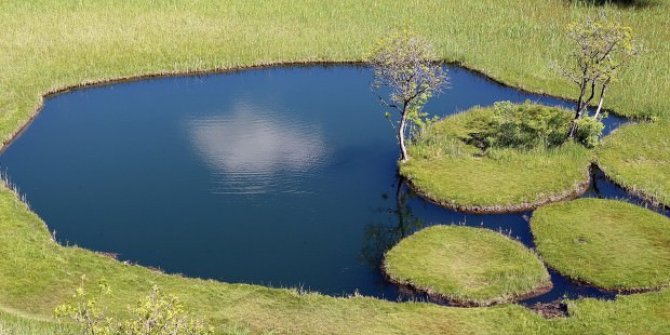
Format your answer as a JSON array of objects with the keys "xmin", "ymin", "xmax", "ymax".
[
  {"xmin": 401, "ymin": 105, "xmax": 592, "ymax": 211},
  {"xmin": 531, "ymin": 198, "xmax": 670, "ymax": 291},
  {"xmin": 383, "ymin": 225, "xmax": 551, "ymax": 306},
  {"xmin": 597, "ymin": 121, "xmax": 670, "ymax": 206},
  {"xmin": 0, "ymin": 1, "xmax": 669, "ymax": 334}
]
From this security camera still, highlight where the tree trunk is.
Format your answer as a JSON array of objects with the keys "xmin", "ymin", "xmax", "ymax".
[
  {"xmin": 569, "ymin": 80, "xmax": 597, "ymax": 138},
  {"xmin": 568, "ymin": 120, "xmax": 579, "ymax": 138},
  {"xmin": 570, "ymin": 81, "xmax": 587, "ymax": 138},
  {"xmin": 398, "ymin": 111, "xmax": 409, "ymax": 162},
  {"xmin": 568, "ymin": 107, "xmax": 585, "ymax": 138},
  {"xmin": 594, "ymin": 83, "xmax": 608, "ymax": 119}
]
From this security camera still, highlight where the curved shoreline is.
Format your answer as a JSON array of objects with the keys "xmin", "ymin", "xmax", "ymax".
[
  {"xmin": 401, "ymin": 164, "xmax": 592, "ymax": 214},
  {"xmin": 0, "ymin": 58, "xmax": 632, "ymax": 154},
  {"xmin": 381, "ymin": 262, "xmax": 554, "ymax": 307},
  {"xmin": 596, "ymin": 162, "xmax": 670, "ymax": 211},
  {"xmin": 540, "ymin": 261, "xmax": 668, "ymax": 295},
  {"xmin": 529, "ymin": 198, "xmax": 670, "ymax": 294},
  {"xmin": 0, "ymin": 60, "xmax": 653, "ymax": 314}
]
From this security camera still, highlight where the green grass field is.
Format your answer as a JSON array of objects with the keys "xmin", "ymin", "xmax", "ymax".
[
  {"xmin": 0, "ymin": 1, "xmax": 669, "ymax": 334},
  {"xmin": 400, "ymin": 105, "xmax": 592, "ymax": 212},
  {"xmin": 531, "ymin": 198, "xmax": 670, "ymax": 291},
  {"xmin": 383, "ymin": 226, "xmax": 551, "ymax": 306}
]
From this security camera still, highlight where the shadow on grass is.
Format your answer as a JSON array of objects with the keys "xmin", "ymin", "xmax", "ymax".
[{"xmin": 566, "ymin": 0, "xmax": 660, "ymax": 9}]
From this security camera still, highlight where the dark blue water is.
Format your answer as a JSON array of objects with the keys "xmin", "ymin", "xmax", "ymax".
[{"xmin": 0, "ymin": 65, "xmax": 635, "ymax": 304}]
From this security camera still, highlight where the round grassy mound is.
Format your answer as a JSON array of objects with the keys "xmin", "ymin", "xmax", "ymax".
[
  {"xmin": 383, "ymin": 225, "xmax": 551, "ymax": 306},
  {"xmin": 400, "ymin": 104, "xmax": 592, "ymax": 213},
  {"xmin": 598, "ymin": 121, "xmax": 670, "ymax": 207},
  {"xmin": 531, "ymin": 198, "xmax": 670, "ymax": 291}
]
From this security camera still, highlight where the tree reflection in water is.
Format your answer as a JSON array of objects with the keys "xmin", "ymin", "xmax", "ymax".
[{"xmin": 360, "ymin": 178, "xmax": 425, "ymax": 269}]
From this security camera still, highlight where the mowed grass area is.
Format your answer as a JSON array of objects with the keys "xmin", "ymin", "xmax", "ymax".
[
  {"xmin": 0, "ymin": 1, "xmax": 668, "ymax": 334},
  {"xmin": 597, "ymin": 121, "xmax": 670, "ymax": 206},
  {"xmin": 531, "ymin": 198, "xmax": 670, "ymax": 291},
  {"xmin": 401, "ymin": 105, "xmax": 592, "ymax": 212},
  {"xmin": 383, "ymin": 226, "xmax": 551, "ymax": 306}
]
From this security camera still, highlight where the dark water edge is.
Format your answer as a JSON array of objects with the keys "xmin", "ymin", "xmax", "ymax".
[
  {"xmin": 394, "ymin": 165, "xmax": 669, "ymax": 306},
  {"xmin": 0, "ymin": 64, "xmax": 654, "ymax": 308}
]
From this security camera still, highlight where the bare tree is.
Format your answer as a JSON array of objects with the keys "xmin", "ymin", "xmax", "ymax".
[
  {"xmin": 558, "ymin": 11, "xmax": 640, "ymax": 137},
  {"xmin": 370, "ymin": 31, "xmax": 448, "ymax": 162}
]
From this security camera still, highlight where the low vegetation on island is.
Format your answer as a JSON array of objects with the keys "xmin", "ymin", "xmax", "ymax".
[
  {"xmin": 400, "ymin": 102, "xmax": 593, "ymax": 212},
  {"xmin": 383, "ymin": 225, "xmax": 551, "ymax": 306},
  {"xmin": 597, "ymin": 121, "xmax": 670, "ymax": 207},
  {"xmin": 531, "ymin": 198, "xmax": 670, "ymax": 291}
]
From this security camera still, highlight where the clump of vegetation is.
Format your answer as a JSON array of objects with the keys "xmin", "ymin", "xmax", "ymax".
[
  {"xmin": 531, "ymin": 198, "xmax": 670, "ymax": 291},
  {"xmin": 465, "ymin": 101, "xmax": 603, "ymax": 150},
  {"xmin": 369, "ymin": 30, "xmax": 448, "ymax": 162},
  {"xmin": 401, "ymin": 104, "xmax": 592, "ymax": 211},
  {"xmin": 557, "ymin": 10, "xmax": 641, "ymax": 136},
  {"xmin": 383, "ymin": 225, "xmax": 551, "ymax": 306},
  {"xmin": 573, "ymin": 116, "xmax": 605, "ymax": 148},
  {"xmin": 55, "ymin": 277, "xmax": 213, "ymax": 335},
  {"xmin": 465, "ymin": 101, "xmax": 572, "ymax": 150}
]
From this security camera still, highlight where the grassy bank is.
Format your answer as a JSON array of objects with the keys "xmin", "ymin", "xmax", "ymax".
[
  {"xmin": 400, "ymin": 105, "xmax": 592, "ymax": 212},
  {"xmin": 0, "ymin": 308, "xmax": 78, "ymax": 335},
  {"xmin": 531, "ymin": 198, "xmax": 670, "ymax": 291},
  {"xmin": 383, "ymin": 226, "xmax": 551, "ymax": 306},
  {"xmin": 0, "ymin": 1, "xmax": 669, "ymax": 334},
  {"xmin": 1, "ymin": 183, "xmax": 670, "ymax": 334},
  {"xmin": 597, "ymin": 121, "xmax": 670, "ymax": 207}
]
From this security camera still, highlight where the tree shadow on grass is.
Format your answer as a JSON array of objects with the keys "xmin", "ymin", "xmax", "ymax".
[{"xmin": 566, "ymin": 0, "xmax": 660, "ymax": 9}]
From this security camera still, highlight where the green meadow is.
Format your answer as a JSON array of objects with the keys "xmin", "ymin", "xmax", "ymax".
[{"xmin": 0, "ymin": 1, "xmax": 669, "ymax": 334}]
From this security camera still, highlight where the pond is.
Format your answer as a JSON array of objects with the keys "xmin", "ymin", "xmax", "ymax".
[{"xmin": 0, "ymin": 65, "xmax": 634, "ymax": 305}]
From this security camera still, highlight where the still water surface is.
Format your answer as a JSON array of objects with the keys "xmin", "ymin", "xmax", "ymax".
[{"xmin": 0, "ymin": 65, "xmax": 631, "ymax": 303}]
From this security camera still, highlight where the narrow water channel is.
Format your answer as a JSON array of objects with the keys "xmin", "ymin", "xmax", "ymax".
[{"xmin": 0, "ymin": 65, "xmax": 646, "ymax": 306}]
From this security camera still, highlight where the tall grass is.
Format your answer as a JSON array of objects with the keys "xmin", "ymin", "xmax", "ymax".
[{"xmin": 0, "ymin": 1, "xmax": 668, "ymax": 150}]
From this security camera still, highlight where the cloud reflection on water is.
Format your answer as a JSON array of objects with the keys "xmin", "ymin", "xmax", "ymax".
[{"xmin": 189, "ymin": 100, "xmax": 326, "ymax": 195}]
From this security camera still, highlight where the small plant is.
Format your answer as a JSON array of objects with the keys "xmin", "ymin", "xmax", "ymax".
[
  {"xmin": 120, "ymin": 286, "xmax": 212, "ymax": 335},
  {"xmin": 573, "ymin": 116, "xmax": 605, "ymax": 148},
  {"xmin": 55, "ymin": 278, "xmax": 213, "ymax": 335},
  {"xmin": 54, "ymin": 276, "xmax": 114, "ymax": 335}
]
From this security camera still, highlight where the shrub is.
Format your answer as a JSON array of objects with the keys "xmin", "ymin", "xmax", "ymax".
[
  {"xmin": 466, "ymin": 101, "xmax": 572, "ymax": 151},
  {"xmin": 55, "ymin": 277, "xmax": 214, "ymax": 335},
  {"xmin": 574, "ymin": 116, "xmax": 605, "ymax": 148}
]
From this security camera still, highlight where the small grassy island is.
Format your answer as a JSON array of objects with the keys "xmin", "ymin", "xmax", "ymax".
[
  {"xmin": 383, "ymin": 225, "xmax": 551, "ymax": 306},
  {"xmin": 531, "ymin": 198, "xmax": 670, "ymax": 291},
  {"xmin": 598, "ymin": 121, "xmax": 670, "ymax": 207},
  {"xmin": 400, "ymin": 103, "xmax": 593, "ymax": 213}
]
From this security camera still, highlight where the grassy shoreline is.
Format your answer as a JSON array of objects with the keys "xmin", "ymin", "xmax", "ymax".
[
  {"xmin": 400, "ymin": 104, "xmax": 593, "ymax": 213},
  {"xmin": 531, "ymin": 198, "xmax": 670, "ymax": 292},
  {"xmin": 597, "ymin": 121, "xmax": 670, "ymax": 208},
  {"xmin": 0, "ymin": 1, "xmax": 669, "ymax": 334},
  {"xmin": 1, "ymin": 180, "xmax": 670, "ymax": 334}
]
